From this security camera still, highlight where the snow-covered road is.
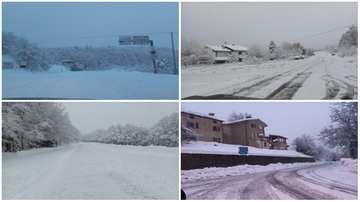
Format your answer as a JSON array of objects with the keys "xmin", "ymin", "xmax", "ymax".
[
  {"xmin": 2, "ymin": 143, "xmax": 179, "ymax": 199},
  {"xmin": 181, "ymin": 162, "xmax": 357, "ymax": 200},
  {"xmin": 2, "ymin": 62, "xmax": 178, "ymax": 100},
  {"xmin": 181, "ymin": 52, "xmax": 357, "ymax": 100}
]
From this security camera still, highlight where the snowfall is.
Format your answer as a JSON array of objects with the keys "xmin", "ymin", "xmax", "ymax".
[
  {"xmin": 181, "ymin": 52, "xmax": 358, "ymax": 100},
  {"xmin": 2, "ymin": 55, "xmax": 178, "ymax": 100},
  {"xmin": 2, "ymin": 142, "xmax": 179, "ymax": 199},
  {"xmin": 181, "ymin": 141, "xmax": 358, "ymax": 200}
]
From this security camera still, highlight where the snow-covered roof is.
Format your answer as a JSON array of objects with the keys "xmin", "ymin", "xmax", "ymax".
[
  {"xmin": 205, "ymin": 45, "xmax": 231, "ymax": 52},
  {"xmin": 223, "ymin": 45, "xmax": 248, "ymax": 51},
  {"xmin": 224, "ymin": 118, "xmax": 267, "ymax": 127},
  {"xmin": 181, "ymin": 110, "xmax": 224, "ymax": 122},
  {"xmin": 269, "ymin": 134, "xmax": 288, "ymax": 139}
]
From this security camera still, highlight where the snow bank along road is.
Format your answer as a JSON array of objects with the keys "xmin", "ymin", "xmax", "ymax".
[
  {"xmin": 2, "ymin": 143, "xmax": 179, "ymax": 199},
  {"xmin": 181, "ymin": 163, "xmax": 357, "ymax": 200},
  {"xmin": 182, "ymin": 52, "xmax": 357, "ymax": 100}
]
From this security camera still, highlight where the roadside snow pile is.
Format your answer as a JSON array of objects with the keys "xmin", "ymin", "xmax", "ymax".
[
  {"xmin": 339, "ymin": 158, "xmax": 358, "ymax": 174},
  {"xmin": 181, "ymin": 161, "xmax": 322, "ymax": 182},
  {"xmin": 181, "ymin": 141, "xmax": 311, "ymax": 158}
]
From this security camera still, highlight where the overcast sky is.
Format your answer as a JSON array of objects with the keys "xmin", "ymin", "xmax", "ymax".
[
  {"xmin": 2, "ymin": 2, "xmax": 178, "ymax": 49},
  {"xmin": 61, "ymin": 102, "xmax": 178, "ymax": 135},
  {"xmin": 182, "ymin": 2, "xmax": 357, "ymax": 49},
  {"xmin": 181, "ymin": 102, "xmax": 333, "ymax": 147}
]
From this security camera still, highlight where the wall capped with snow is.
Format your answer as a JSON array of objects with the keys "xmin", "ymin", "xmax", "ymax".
[{"xmin": 181, "ymin": 153, "xmax": 315, "ymax": 170}]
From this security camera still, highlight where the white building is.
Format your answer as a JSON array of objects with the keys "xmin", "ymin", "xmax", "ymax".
[{"xmin": 205, "ymin": 44, "xmax": 248, "ymax": 63}]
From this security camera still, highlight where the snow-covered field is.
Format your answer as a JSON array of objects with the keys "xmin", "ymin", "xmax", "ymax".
[
  {"xmin": 2, "ymin": 55, "xmax": 178, "ymax": 99},
  {"xmin": 182, "ymin": 141, "xmax": 311, "ymax": 157},
  {"xmin": 2, "ymin": 142, "xmax": 179, "ymax": 199},
  {"xmin": 181, "ymin": 52, "xmax": 357, "ymax": 100}
]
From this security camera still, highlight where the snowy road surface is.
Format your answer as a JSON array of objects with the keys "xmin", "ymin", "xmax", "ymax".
[
  {"xmin": 181, "ymin": 52, "xmax": 357, "ymax": 100},
  {"xmin": 182, "ymin": 163, "xmax": 357, "ymax": 200},
  {"xmin": 2, "ymin": 63, "xmax": 178, "ymax": 100},
  {"xmin": 2, "ymin": 143, "xmax": 179, "ymax": 199}
]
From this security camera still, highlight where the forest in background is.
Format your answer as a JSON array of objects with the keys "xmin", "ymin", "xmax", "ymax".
[
  {"xmin": 2, "ymin": 102, "xmax": 81, "ymax": 152},
  {"xmin": 2, "ymin": 103, "xmax": 179, "ymax": 152},
  {"xmin": 2, "ymin": 31, "xmax": 178, "ymax": 74},
  {"xmin": 82, "ymin": 112, "xmax": 178, "ymax": 147}
]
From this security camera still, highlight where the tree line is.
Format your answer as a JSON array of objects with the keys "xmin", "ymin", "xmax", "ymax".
[
  {"xmin": 2, "ymin": 31, "xmax": 177, "ymax": 74},
  {"xmin": 2, "ymin": 102, "xmax": 81, "ymax": 152},
  {"xmin": 325, "ymin": 26, "xmax": 357, "ymax": 57},
  {"xmin": 82, "ymin": 112, "xmax": 179, "ymax": 147}
]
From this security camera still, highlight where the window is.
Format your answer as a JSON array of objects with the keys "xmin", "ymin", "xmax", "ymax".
[
  {"xmin": 213, "ymin": 120, "xmax": 217, "ymax": 123},
  {"xmin": 213, "ymin": 137, "xmax": 221, "ymax": 143},
  {"xmin": 252, "ymin": 134, "xmax": 256, "ymax": 139},
  {"xmin": 187, "ymin": 122, "xmax": 198, "ymax": 129},
  {"xmin": 213, "ymin": 126, "xmax": 220, "ymax": 132},
  {"xmin": 189, "ymin": 116, "xmax": 194, "ymax": 119},
  {"xmin": 187, "ymin": 122, "xmax": 195, "ymax": 128},
  {"xmin": 264, "ymin": 142, "xmax": 267, "ymax": 147},
  {"xmin": 251, "ymin": 123, "xmax": 256, "ymax": 128},
  {"xmin": 259, "ymin": 125, "xmax": 262, "ymax": 130}
]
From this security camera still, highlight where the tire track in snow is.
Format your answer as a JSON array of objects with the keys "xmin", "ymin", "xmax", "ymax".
[{"xmin": 232, "ymin": 57, "xmax": 322, "ymax": 99}]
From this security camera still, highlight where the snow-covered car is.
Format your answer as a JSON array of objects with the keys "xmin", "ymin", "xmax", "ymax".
[
  {"xmin": 62, "ymin": 60, "xmax": 83, "ymax": 71},
  {"xmin": 20, "ymin": 61, "xmax": 27, "ymax": 68}
]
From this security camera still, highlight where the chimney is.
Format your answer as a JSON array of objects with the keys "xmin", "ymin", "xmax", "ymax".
[{"xmin": 209, "ymin": 112, "xmax": 215, "ymax": 116}]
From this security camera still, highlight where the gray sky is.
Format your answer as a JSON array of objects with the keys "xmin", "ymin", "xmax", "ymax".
[
  {"xmin": 61, "ymin": 102, "xmax": 178, "ymax": 135},
  {"xmin": 2, "ymin": 2, "xmax": 178, "ymax": 49},
  {"xmin": 182, "ymin": 2, "xmax": 357, "ymax": 49},
  {"xmin": 181, "ymin": 102, "xmax": 333, "ymax": 147}
]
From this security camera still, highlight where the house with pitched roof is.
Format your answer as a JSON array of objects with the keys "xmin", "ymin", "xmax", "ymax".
[
  {"xmin": 223, "ymin": 44, "xmax": 248, "ymax": 62},
  {"xmin": 223, "ymin": 118, "xmax": 270, "ymax": 149},
  {"xmin": 182, "ymin": 110, "xmax": 289, "ymax": 150},
  {"xmin": 205, "ymin": 45, "xmax": 231, "ymax": 63}
]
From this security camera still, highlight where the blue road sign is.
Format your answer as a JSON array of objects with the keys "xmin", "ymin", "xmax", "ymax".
[
  {"xmin": 354, "ymin": 148, "xmax": 358, "ymax": 159},
  {"xmin": 238, "ymin": 147, "xmax": 248, "ymax": 155}
]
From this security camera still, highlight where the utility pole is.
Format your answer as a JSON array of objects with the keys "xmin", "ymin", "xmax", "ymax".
[
  {"xmin": 150, "ymin": 40, "xmax": 157, "ymax": 74},
  {"xmin": 170, "ymin": 32, "xmax": 177, "ymax": 74}
]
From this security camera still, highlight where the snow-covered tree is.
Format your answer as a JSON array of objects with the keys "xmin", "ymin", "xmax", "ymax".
[
  {"xmin": 2, "ymin": 102, "xmax": 80, "ymax": 152},
  {"xmin": 150, "ymin": 112, "xmax": 178, "ymax": 147},
  {"xmin": 292, "ymin": 134, "xmax": 317, "ymax": 157},
  {"xmin": 246, "ymin": 44, "xmax": 269, "ymax": 62},
  {"xmin": 268, "ymin": 40, "xmax": 277, "ymax": 60},
  {"xmin": 339, "ymin": 26, "xmax": 358, "ymax": 49},
  {"xmin": 2, "ymin": 31, "xmax": 17, "ymax": 55},
  {"xmin": 318, "ymin": 102, "xmax": 357, "ymax": 158},
  {"xmin": 82, "ymin": 112, "xmax": 178, "ymax": 147},
  {"xmin": 181, "ymin": 38, "xmax": 214, "ymax": 66},
  {"xmin": 181, "ymin": 123, "xmax": 201, "ymax": 142},
  {"xmin": 227, "ymin": 111, "xmax": 244, "ymax": 122}
]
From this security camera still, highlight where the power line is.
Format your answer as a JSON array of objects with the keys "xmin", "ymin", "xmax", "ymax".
[
  {"xmin": 37, "ymin": 31, "xmax": 176, "ymax": 41},
  {"xmin": 290, "ymin": 23, "xmax": 357, "ymax": 42}
]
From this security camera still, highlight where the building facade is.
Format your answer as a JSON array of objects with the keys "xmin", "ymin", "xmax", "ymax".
[
  {"xmin": 223, "ymin": 119, "xmax": 270, "ymax": 149},
  {"xmin": 181, "ymin": 111, "xmax": 224, "ymax": 143}
]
